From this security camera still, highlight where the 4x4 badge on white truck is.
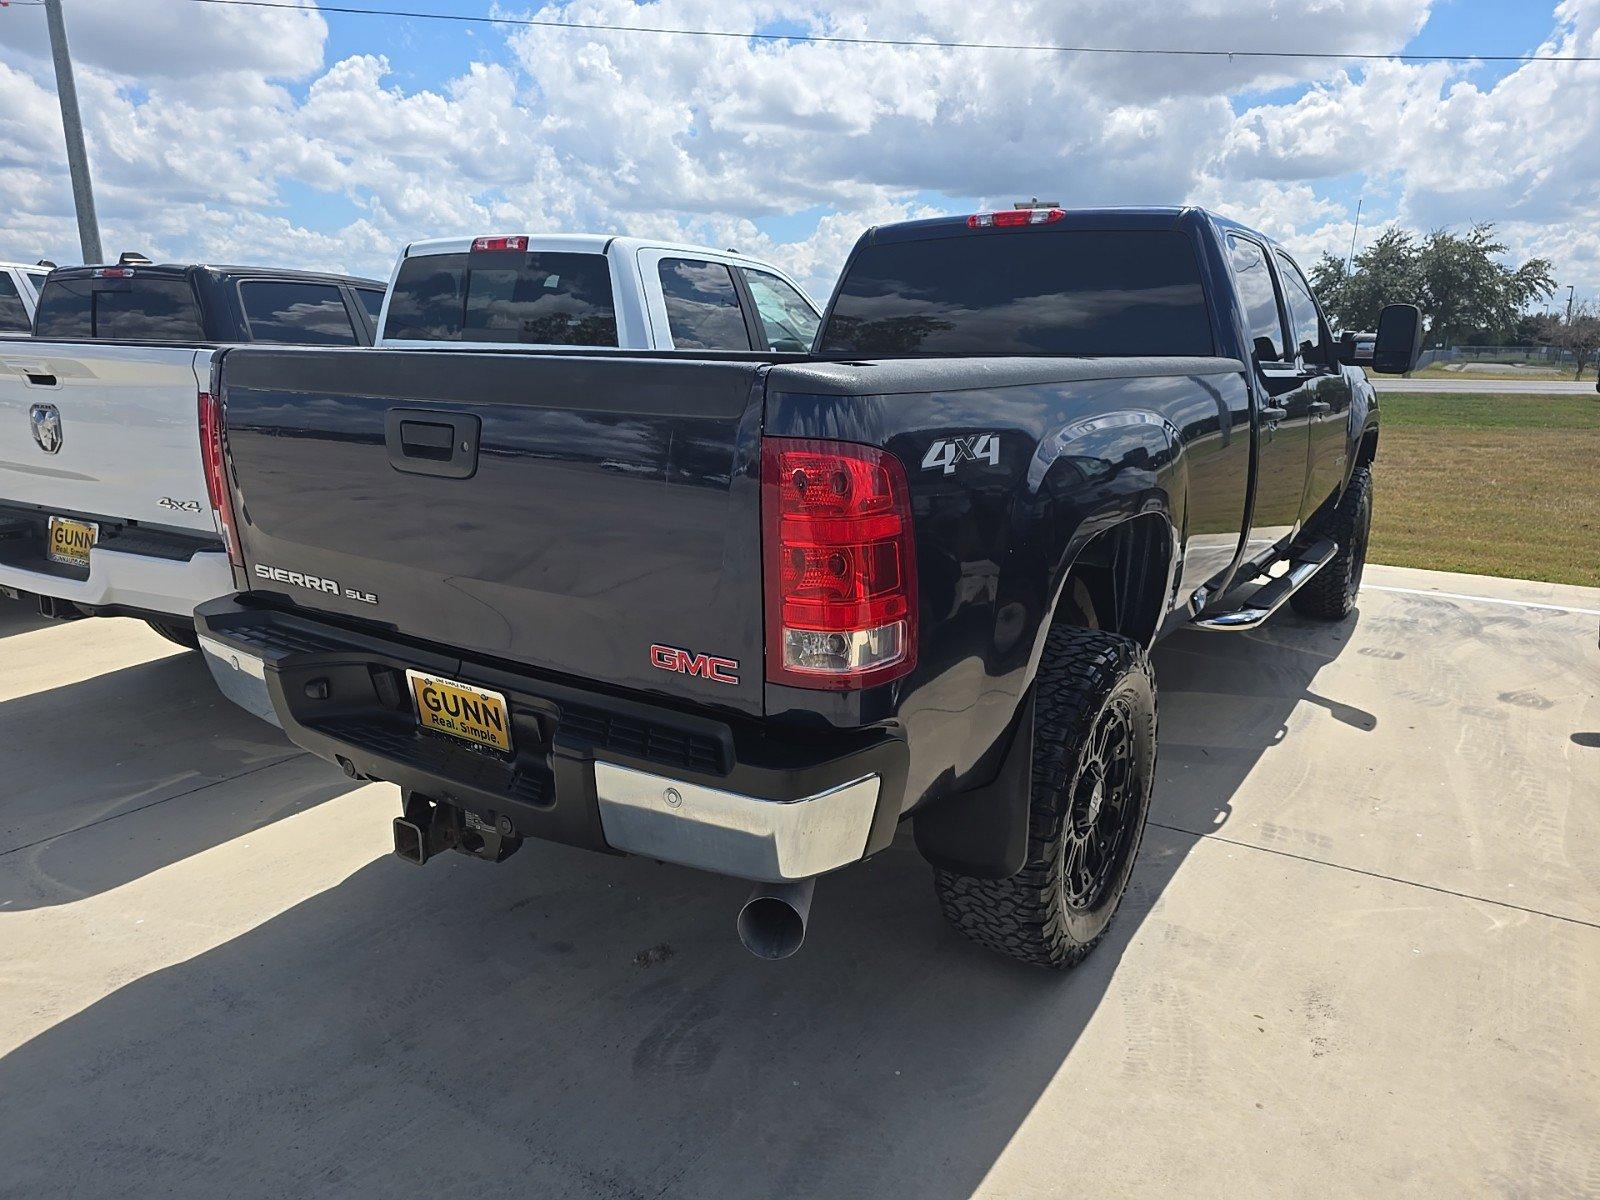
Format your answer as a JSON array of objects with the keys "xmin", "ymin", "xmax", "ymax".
[{"xmin": 29, "ymin": 404, "xmax": 62, "ymax": 454}]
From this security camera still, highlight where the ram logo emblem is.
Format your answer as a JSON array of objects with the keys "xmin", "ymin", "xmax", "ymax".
[{"xmin": 29, "ymin": 403, "xmax": 63, "ymax": 454}]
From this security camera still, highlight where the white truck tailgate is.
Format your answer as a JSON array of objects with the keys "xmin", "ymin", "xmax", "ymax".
[{"xmin": 0, "ymin": 343, "xmax": 219, "ymax": 534}]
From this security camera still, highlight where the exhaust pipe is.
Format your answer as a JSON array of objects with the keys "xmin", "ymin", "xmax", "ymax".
[{"xmin": 736, "ymin": 878, "xmax": 816, "ymax": 960}]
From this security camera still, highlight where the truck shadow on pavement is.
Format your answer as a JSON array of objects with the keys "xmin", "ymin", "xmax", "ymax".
[
  {"xmin": 0, "ymin": 646, "xmax": 358, "ymax": 909},
  {"xmin": 0, "ymin": 614, "xmax": 1362, "ymax": 1198}
]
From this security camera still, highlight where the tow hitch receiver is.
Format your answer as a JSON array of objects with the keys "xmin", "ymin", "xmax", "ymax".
[{"xmin": 392, "ymin": 791, "xmax": 522, "ymax": 866}]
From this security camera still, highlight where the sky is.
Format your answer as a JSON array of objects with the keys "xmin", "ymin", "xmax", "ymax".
[{"xmin": 1, "ymin": 0, "xmax": 1597, "ymax": 309}]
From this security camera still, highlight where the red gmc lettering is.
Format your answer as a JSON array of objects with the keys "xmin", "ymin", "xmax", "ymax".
[{"xmin": 649, "ymin": 643, "xmax": 739, "ymax": 685}]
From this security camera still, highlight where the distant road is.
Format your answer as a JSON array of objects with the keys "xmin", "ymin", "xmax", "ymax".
[{"xmin": 1370, "ymin": 378, "xmax": 1595, "ymax": 394}]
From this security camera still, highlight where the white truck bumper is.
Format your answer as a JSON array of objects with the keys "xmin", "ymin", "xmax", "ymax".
[{"xmin": 0, "ymin": 546, "xmax": 234, "ymax": 620}]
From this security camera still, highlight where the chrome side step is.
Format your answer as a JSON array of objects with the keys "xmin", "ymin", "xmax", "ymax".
[{"xmin": 1191, "ymin": 537, "xmax": 1338, "ymax": 632}]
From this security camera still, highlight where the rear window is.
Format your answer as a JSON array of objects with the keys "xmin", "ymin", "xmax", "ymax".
[
  {"xmin": 33, "ymin": 275, "xmax": 204, "ymax": 341},
  {"xmin": 384, "ymin": 251, "xmax": 618, "ymax": 346},
  {"xmin": 820, "ymin": 229, "xmax": 1213, "ymax": 357},
  {"xmin": 657, "ymin": 258, "xmax": 751, "ymax": 350},
  {"xmin": 239, "ymin": 280, "xmax": 358, "ymax": 345},
  {"xmin": 0, "ymin": 275, "xmax": 28, "ymax": 332}
]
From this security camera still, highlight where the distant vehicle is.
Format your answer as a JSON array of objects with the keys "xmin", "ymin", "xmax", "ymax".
[
  {"xmin": 0, "ymin": 261, "xmax": 53, "ymax": 333},
  {"xmin": 375, "ymin": 234, "xmax": 821, "ymax": 352},
  {"xmin": 0, "ymin": 259, "xmax": 385, "ymax": 648},
  {"xmin": 196, "ymin": 209, "xmax": 1421, "ymax": 968}
]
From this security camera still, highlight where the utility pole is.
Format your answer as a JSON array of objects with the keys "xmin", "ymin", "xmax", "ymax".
[
  {"xmin": 43, "ymin": 0, "xmax": 103, "ymax": 264},
  {"xmin": 1344, "ymin": 197, "xmax": 1363, "ymax": 275},
  {"xmin": 1566, "ymin": 284, "xmax": 1576, "ymax": 322}
]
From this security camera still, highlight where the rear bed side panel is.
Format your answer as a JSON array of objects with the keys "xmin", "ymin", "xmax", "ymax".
[
  {"xmin": 762, "ymin": 357, "xmax": 1249, "ymax": 822},
  {"xmin": 219, "ymin": 348, "xmax": 768, "ymax": 718}
]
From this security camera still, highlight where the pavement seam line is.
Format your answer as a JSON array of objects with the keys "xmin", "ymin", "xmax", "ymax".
[
  {"xmin": 0, "ymin": 753, "xmax": 311, "ymax": 860},
  {"xmin": 1147, "ymin": 819, "xmax": 1600, "ymax": 932},
  {"xmin": 1361, "ymin": 583, "xmax": 1600, "ymax": 617}
]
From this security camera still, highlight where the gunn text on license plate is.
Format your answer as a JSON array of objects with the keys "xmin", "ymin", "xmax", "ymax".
[
  {"xmin": 406, "ymin": 670, "xmax": 512, "ymax": 752},
  {"xmin": 47, "ymin": 516, "xmax": 98, "ymax": 568}
]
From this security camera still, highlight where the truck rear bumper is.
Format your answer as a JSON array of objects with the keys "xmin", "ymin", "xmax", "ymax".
[
  {"xmin": 0, "ymin": 546, "xmax": 232, "ymax": 621},
  {"xmin": 194, "ymin": 596, "xmax": 907, "ymax": 882}
]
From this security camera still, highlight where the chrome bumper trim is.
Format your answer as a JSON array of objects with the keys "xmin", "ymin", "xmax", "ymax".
[{"xmin": 594, "ymin": 763, "xmax": 879, "ymax": 882}]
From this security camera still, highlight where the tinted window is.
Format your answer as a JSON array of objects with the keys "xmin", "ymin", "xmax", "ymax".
[
  {"xmin": 240, "ymin": 281, "xmax": 358, "ymax": 345},
  {"xmin": 0, "ymin": 276, "xmax": 28, "ymax": 332},
  {"xmin": 385, "ymin": 252, "xmax": 618, "ymax": 346},
  {"xmin": 658, "ymin": 259, "xmax": 750, "ymax": 350},
  {"xmin": 821, "ymin": 229, "xmax": 1213, "ymax": 356},
  {"xmin": 743, "ymin": 269, "xmax": 819, "ymax": 352},
  {"xmin": 1227, "ymin": 235, "xmax": 1287, "ymax": 361},
  {"xmin": 27, "ymin": 272, "xmax": 50, "ymax": 296},
  {"xmin": 1276, "ymin": 252, "xmax": 1324, "ymax": 360},
  {"xmin": 32, "ymin": 275, "xmax": 204, "ymax": 341},
  {"xmin": 356, "ymin": 288, "xmax": 384, "ymax": 327}
]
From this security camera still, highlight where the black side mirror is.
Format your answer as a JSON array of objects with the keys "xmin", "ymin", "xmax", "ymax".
[
  {"xmin": 1252, "ymin": 336, "xmax": 1278, "ymax": 364},
  {"xmin": 1371, "ymin": 303, "xmax": 1423, "ymax": 374}
]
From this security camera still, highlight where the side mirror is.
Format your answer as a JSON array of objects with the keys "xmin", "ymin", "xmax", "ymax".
[
  {"xmin": 1371, "ymin": 303, "xmax": 1423, "ymax": 374},
  {"xmin": 1252, "ymin": 335, "xmax": 1278, "ymax": 364}
]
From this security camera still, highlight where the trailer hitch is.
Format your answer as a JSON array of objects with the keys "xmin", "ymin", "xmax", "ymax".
[{"xmin": 393, "ymin": 791, "xmax": 522, "ymax": 866}]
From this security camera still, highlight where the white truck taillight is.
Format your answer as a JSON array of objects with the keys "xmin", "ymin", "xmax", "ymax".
[
  {"xmin": 198, "ymin": 390, "xmax": 243, "ymax": 568},
  {"xmin": 470, "ymin": 236, "xmax": 529, "ymax": 252},
  {"xmin": 761, "ymin": 437, "xmax": 918, "ymax": 689},
  {"xmin": 966, "ymin": 208, "xmax": 1065, "ymax": 228}
]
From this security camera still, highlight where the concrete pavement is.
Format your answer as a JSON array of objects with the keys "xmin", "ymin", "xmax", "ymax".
[
  {"xmin": 1370, "ymin": 377, "xmax": 1596, "ymax": 394},
  {"xmin": 1, "ymin": 565, "xmax": 1597, "ymax": 1198}
]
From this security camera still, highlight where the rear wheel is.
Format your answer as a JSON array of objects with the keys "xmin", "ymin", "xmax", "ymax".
[
  {"xmin": 1290, "ymin": 467, "xmax": 1372, "ymax": 620},
  {"xmin": 145, "ymin": 618, "xmax": 200, "ymax": 650},
  {"xmin": 934, "ymin": 625, "xmax": 1156, "ymax": 970}
]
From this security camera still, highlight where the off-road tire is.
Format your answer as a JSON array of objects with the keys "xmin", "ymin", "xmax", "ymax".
[
  {"xmin": 145, "ymin": 618, "xmax": 200, "ymax": 650},
  {"xmin": 1290, "ymin": 466, "xmax": 1372, "ymax": 620},
  {"xmin": 933, "ymin": 625, "xmax": 1157, "ymax": 970}
]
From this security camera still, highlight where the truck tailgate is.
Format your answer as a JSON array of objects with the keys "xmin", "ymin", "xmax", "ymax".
[
  {"xmin": 0, "ymin": 342, "xmax": 217, "ymax": 533},
  {"xmin": 220, "ymin": 348, "xmax": 768, "ymax": 716}
]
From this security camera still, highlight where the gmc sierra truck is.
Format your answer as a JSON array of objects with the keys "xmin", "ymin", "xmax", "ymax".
[
  {"xmin": 0, "ymin": 260, "xmax": 384, "ymax": 646},
  {"xmin": 196, "ymin": 208, "xmax": 1421, "ymax": 968}
]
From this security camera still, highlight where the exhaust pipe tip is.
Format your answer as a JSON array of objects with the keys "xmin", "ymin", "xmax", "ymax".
[{"xmin": 736, "ymin": 878, "xmax": 816, "ymax": 960}]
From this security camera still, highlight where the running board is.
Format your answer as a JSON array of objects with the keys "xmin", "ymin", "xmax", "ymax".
[{"xmin": 1191, "ymin": 538, "xmax": 1338, "ymax": 632}]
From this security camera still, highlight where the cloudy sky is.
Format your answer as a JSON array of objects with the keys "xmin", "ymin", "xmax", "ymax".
[{"xmin": 1, "ymin": 0, "xmax": 1597, "ymax": 304}]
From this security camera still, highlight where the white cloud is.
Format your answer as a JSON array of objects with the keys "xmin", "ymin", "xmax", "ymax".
[{"xmin": 2, "ymin": 0, "xmax": 1598, "ymax": 300}]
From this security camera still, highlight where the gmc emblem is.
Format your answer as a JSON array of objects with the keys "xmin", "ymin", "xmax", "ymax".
[{"xmin": 650, "ymin": 643, "xmax": 739, "ymax": 685}]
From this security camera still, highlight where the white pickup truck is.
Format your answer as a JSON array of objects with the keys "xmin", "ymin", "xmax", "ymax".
[
  {"xmin": 0, "ymin": 261, "xmax": 52, "ymax": 334},
  {"xmin": 0, "ymin": 260, "xmax": 385, "ymax": 646},
  {"xmin": 375, "ymin": 234, "xmax": 821, "ymax": 352}
]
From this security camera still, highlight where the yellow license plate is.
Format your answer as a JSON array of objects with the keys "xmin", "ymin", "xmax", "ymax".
[
  {"xmin": 406, "ymin": 670, "xmax": 512, "ymax": 752},
  {"xmin": 47, "ymin": 516, "xmax": 98, "ymax": 568}
]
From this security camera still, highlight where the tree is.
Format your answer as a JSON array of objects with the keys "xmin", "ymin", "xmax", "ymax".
[
  {"xmin": 1539, "ymin": 303, "xmax": 1600, "ymax": 379},
  {"xmin": 1309, "ymin": 223, "xmax": 1553, "ymax": 343}
]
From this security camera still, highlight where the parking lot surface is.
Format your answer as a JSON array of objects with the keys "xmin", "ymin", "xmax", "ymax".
[{"xmin": 2, "ymin": 564, "xmax": 1597, "ymax": 1199}]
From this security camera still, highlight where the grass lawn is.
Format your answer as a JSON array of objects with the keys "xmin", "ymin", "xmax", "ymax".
[
  {"xmin": 1410, "ymin": 362, "xmax": 1595, "ymax": 382},
  {"xmin": 1369, "ymin": 391, "xmax": 1600, "ymax": 587}
]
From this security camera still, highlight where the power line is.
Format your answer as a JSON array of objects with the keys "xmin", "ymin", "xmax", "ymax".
[{"xmin": 164, "ymin": 0, "xmax": 1600, "ymax": 65}]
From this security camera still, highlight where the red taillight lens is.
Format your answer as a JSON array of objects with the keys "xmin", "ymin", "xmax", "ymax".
[
  {"xmin": 470, "ymin": 235, "xmax": 529, "ymax": 252},
  {"xmin": 198, "ymin": 391, "xmax": 242, "ymax": 568},
  {"xmin": 761, "ymin": 437, "xmax": 917, "ymax": 689},
  {"xmin": 966, "ymin": 208, "xmax": 1066, "ymax": 229},
  {"xmin": 93, "ymin": 267, "xmax": 131, "ymax": 278}
]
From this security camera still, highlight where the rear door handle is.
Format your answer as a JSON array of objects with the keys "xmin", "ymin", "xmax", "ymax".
[
  {"xmin": 384, "ymin": 409, "xmax": 481, "ymax": 479},
  {"xmin": 1260, "ymin": 405, "xmax": 1289, "ymax": 425}
]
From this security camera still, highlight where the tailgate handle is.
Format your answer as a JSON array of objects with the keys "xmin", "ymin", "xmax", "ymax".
[{"xmin": 385, "ymin": 409, "xmax": 481, "ymax": 479}]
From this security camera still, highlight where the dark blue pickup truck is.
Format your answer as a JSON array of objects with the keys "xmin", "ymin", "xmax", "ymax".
[{"xmin": 196, "ymin": 208, "xmax": 1421, "ymax": 968}]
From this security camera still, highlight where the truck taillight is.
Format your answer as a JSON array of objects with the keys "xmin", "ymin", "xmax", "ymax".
[
  {"xmin": 966, "ymin": 208, "xmax": 1065, "ymax": 228},
  {"xmin": 199, "ymin": 391, "xmax": 242, "ymax": 569},
  {"xmin": 761, "ymin": 438, "xmax": 917, "ymax": 689},
  {"xmin": 470, "ymin": 235, "xmax": 528, "ymax": 252}
]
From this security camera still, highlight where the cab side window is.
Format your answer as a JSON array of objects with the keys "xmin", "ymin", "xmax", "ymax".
[
  {"xmin": 658, "ymin": 259, "xmax": 751, "ymax": 351},
  {"xmin": 1226, "ymin": 235, "xmax": 1286, "ymax": 362},
  {"xmin": 1275, "ymin": 252, "xmax": 1327, "ymax": 363},
  {"xmin": 742, "ymin": 269, "xmax": 819, "ymax": 352},
  {"xmin": 0, "ymin": 275, "xmax": 29, "ymax": 332}
]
